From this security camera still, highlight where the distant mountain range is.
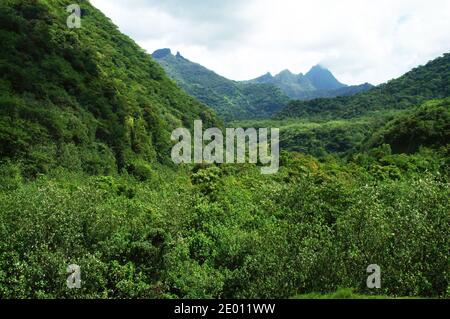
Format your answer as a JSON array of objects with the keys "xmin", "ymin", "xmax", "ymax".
[
  {"xmin": 152, "ymin": 49, "xmax": 373, "ymax": 121},
  {"xmin": 152, "ymin": 49, "xmax": 289, "ymax": 121},
  {"xmin": 277, "ymin": 53, "xmax": 450, "ymax": 120},
  {"xmin": 248, "ymin": 67, "xmax": 373, "ymax": 100}
]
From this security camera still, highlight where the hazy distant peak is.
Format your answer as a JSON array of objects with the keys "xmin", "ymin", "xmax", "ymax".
[
  {"xmin": 254, "ymin": 72, "xmax": 274, "ymax": 82},
  {"xmin": 152, "ymin": 48, "xmax": 172, "ymax": 59},
  {"xmin": 310, "ymin": 64, "xmax": 326, "ymax": 70},
  {"xmin": 305, "ymin": 64, "xmax": 346, "ymax": 90},
  {"xmin": 151, "ymin": 48, "xmax": 373, "ymax": 103},
  {"xmin": 306, "ymin": 64, "xmax": 331, "ymax": 76},
  {"xmin": 275, "ymin": 69, "xmax": 300, "ymax": 83},
  {"xmin": 279, "ymin": 69, "xmax": 294, "ymax": 75}
]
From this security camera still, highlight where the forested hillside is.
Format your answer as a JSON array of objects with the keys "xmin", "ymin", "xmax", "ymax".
[
  {"xmin": 237, "ymin": 98, "xmax": 449, "ymax": 158},
  {"xmin": 152, "ymin": 49, "xmax": 290, "ymax": 121},
  {"xmin": 293, "ymin": 83, "xmax": 374, "ymax": 100},
  {"xmin": 277, "ymin": 53, "xmax": 450, "ymax": 120},
  {"xmin": 368, "ymin": 98, "xmax": 450, "ymax": 153},
  {"xmin": 0, "ymin": 0, "xmax": 217, "ymax": 178}
]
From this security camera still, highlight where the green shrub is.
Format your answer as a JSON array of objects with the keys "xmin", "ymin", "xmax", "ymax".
[{"xmin": 127, "ymin": 159, "xmax": 154, "ymax": 182}]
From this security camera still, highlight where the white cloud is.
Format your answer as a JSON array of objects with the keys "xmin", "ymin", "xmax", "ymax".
[{"xmin": 90, "ymin": 0, "xmax": 450, "ymax": 85}]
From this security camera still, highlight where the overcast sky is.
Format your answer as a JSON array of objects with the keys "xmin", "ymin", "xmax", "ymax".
[{"xmin": 90, "ymin": 0, "xmax": 450, "ymax": 85}]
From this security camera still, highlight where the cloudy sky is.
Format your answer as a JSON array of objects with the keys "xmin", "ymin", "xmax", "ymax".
[{"xmin": 90, "ymin": 0, "xmax": 450, "ymax": 85}]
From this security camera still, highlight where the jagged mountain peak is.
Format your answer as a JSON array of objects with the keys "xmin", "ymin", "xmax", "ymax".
[
  {"xmin": 278, "ymin": 69, "xmax": 294, "ymax": 75},
  {"xmin": 151, "ymin": 48, "xmax": 372, "ymax": 107},
  {"xmin": 305, "ymin": 64, "xmax": 346, "ymax": 91},
  {"xmin": 152, "ymin": 48, "xmax": 172, "ymax": 59},
  {"xmin": 150, "ymin": 49, "xmax": 289, "ymax": 120}
]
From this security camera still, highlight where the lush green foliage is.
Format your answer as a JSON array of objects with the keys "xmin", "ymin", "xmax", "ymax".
[
  {"xmin": 293, "ymin": 83, "xmax": 374, "ymax": 100},
  {"xmin": 368, "ymin": 98, "xmax": 450, "ymax": 153},
  {"xmin": 153, "ymin": 49, "xmax": 290, "ymax": 121},
  {"xmin": 233, "ymin": 114, "xmax": 390, "ymax": 157},
  {"xmin": 0, "ymin": 0, "xmax": 217, "ymax": 178},
  {"xmin": 278, "ymin": 53, "xmax": 450, "ymax": 120},
  {"xmin": 293, "ymin": 288, "xmax": 418, "ymax": 299},
  {"xmin": 237, "ymin": 98, "xmax": 450, "ymax": 158},
  {"xmin": 0, "ymin": 150, "xmax": 448, "ymax": 298}
]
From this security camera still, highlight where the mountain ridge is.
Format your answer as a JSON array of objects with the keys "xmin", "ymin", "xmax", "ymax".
[
  {"xmin": 277, "ymin": 53, "xmax": 450, "ymax": 120},
  {"xmin": 152, "ymin": 49, "xmax": 290, "ymax": 121},
  {"xmin": 304, "ymin": 64, "xmax": 347, "ymax": 91},
  {"xmin": 152, "ymin": 49, "xmax": 373, "ymax": 120},
  {"xmin": 248, "ymin": 64, "xmax": 373, "ymax": 100}
]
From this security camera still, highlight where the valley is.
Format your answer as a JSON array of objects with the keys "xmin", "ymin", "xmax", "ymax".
[
  {"xmin": 152, "ymin": 48, "xmax": 373, "ymax": 122},
  {"xmin": 0, "ymin": 0, "xmax": 448, "ymax": 300}
]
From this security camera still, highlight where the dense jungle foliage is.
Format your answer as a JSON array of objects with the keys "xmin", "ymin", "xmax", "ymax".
[
  {"xmin": 0, "ymin": 0, "xmax": 448, "ymax": 299},
  {"xmin": 1, "ymin": 146, "xmax": 448, "ymax": 298}
]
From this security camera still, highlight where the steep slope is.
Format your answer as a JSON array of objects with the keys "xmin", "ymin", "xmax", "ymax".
[
  {"xmin": 152, "ymin": 49, "xmax": 289, "ymax": 121},
  {"xmin": 250, "ymin": 70, "xmax": 315, "ymax": 98},
  {"xmin": 0, "ymin": 0, "xmax": 217, "ymax": 177},
  {"xmin": 304, "ymin": 65, "xmax": 346, "ymax": 91},
  {"xmin": 249, "ymin": 66, "xmax": 373, "ymax": 100},
  {"xmin": 293, "ymin": 83, "xmax": 374, "ymax": 100},
  {"xmin": 278, "ymin": 53, "xmax": 450, "ymax": 120}
]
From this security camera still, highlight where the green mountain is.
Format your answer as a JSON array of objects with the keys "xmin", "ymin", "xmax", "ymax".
[
  {"xmin": 152, "ymin": 50, "xmax": 372, "ymax": 120},
  {"xmin": 0, "ymin": 0, "xmax": 217, "ymax": 178},
  {"xmin": 0, "ymin": 0, "xmax": 448, "ymax": 300},
  {"xmin": 295, "ymin": 83, "xmax": 375, "ymax": 100},
  {"xmin": 250, "ymin": 70, "xmax": 315, "ymax": 98},
  {"xmin": 236, "ymin": 55, "xmax": 450, "ymax": 157},
  {"xmin": 237, "ymin": 96, "xmax": 449, "ymax": 158},
  {"xmin": 305, "ymin": 65, "xmax": 346, "ymax": 90},
  {"xmin": 152, "ymin": 49, "xmax": 290, "ymax": 121},
  {"xmin": 277, "ymin": 53, "xmax": 450, "ymax": 120},
  {"xmin": 249, "ymin": 65, "xmax": 373, "ymax": 100}
]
